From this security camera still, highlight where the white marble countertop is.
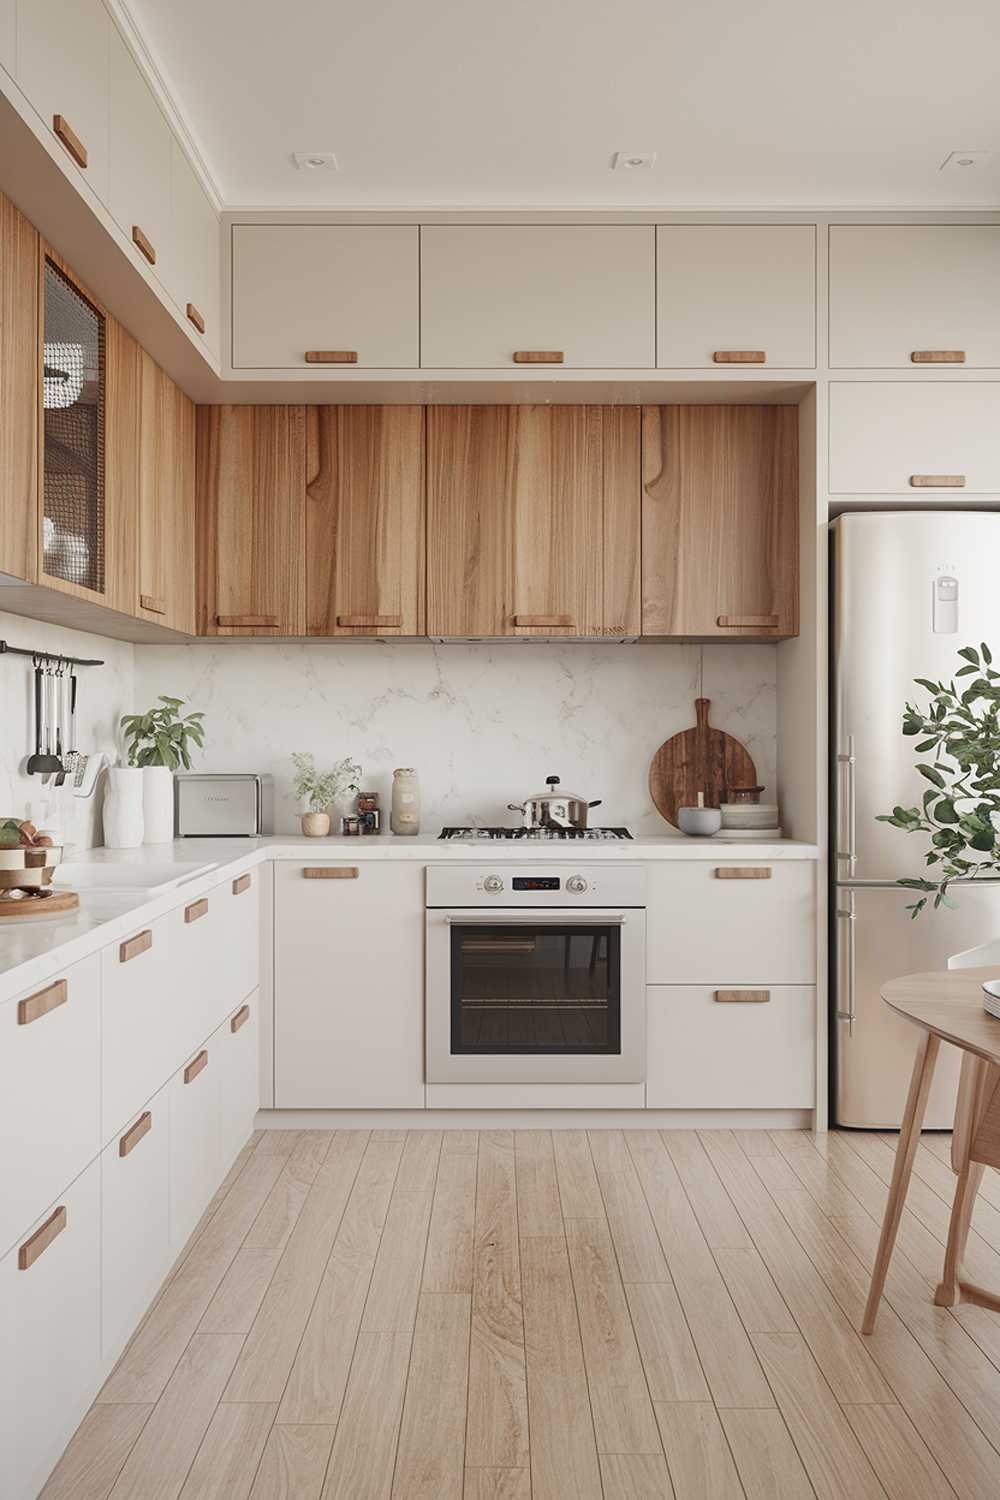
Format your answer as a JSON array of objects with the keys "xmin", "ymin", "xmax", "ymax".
[{"xmin": 0, "ymin": 833, "xmax": 819, "ymax": 1003}]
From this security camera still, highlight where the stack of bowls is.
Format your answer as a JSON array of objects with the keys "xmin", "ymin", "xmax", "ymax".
[
  {"xmin": 0, "ymin": 844, "xmax": 64, "ymax": 901},
  {"xmin": 718, "ymin": 803, "xmax": 781, "ymax": 839}
]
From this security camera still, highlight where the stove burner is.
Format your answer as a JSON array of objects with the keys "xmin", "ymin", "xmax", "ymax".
[{"xmin": 438, "ymin": 826, "xmax": 633, "ymax": 841}]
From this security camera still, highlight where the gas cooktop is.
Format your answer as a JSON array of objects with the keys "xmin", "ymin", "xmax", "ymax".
[{"xmin": 438, "ymin": 826, "xmax": 633, "ymax": 841}]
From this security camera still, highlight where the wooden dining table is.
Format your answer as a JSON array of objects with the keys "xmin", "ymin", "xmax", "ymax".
[{"xmin": 863, "ymin": 966, "xmax": 1000, "ymax": 1333}]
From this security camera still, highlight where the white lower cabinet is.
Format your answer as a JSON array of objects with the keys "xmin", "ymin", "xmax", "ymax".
[
  {"xmin": 0, "ymin": 1160, "xmax": 102, "ymax": 1500},
  {"xmin": 217, "ymin": 992, "xmax": 260, "ymax": 1166},
  {"xmin": 168, "ymin": 1040, "xmax": 221, "ymax": 1251},
  {"xmin": 646, "ymin": 985, "xmax": 815, "ymax": 1109},
  {"xmin": 101, "ymin": 1086, "xmax": 170, "ymax": 1365},
  {"xmin": 101, "ymin": 913, "xmax": 171, "ymax": 1140}
]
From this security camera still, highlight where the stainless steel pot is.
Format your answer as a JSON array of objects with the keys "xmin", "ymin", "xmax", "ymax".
[{"xmin": 507, "ymin": 775, "xmax": 602, "ymax": 831}]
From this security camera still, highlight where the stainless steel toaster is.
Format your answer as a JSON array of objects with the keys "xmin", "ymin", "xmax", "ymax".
[{"xmin": 175, "ymin": 774, "xmax": 269, "ymax": 837}]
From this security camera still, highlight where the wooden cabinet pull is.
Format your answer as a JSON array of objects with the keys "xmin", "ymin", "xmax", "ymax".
[
  {"xmin": 53, "ymin": 115, "xmax": 87, "ymax": 168},
  {"xmin": 215, "ymin": 614, "xmax": 279, "ymax": 628},
  {"xmin": 303, "ymin": 866, "xmax": 359, "ymax": 879},
  {"xmin": 186, "ymin": 303, "xmax": 206, "ymax": 335},
  {"xmin": 911, "ymin": 350, "xmax": 965, "ymax": 363},
  {"xmin": 120, "ymin": 929, "xmax": 153, "ymax": 963},
  {"xmin": 714, "ymin": 867, "xmax": 772, "ymax": 880},
  {"xmin": 132, "ymin": 225, "xmax": 156, "ymax": 265},
  {"xmin": 717, "ymin": 615, "xmax": 779, "ymax": 629},
  {"xmin": 231, "ymin": 1003, "xmax": 250, "ymax": 1033},
  {"xmin": 910, "ymin": 475, "xmax": 966, "ymax": 488},
  {"xmin": 185, "ymin": 898, "xmax": 208, "ymax": 924},
  {"xmin": 119, "ymin": 1111, "xmax": 152, "ymax": 1158},
  {"xmin": 184, "ymin": 1049, "xmax": 208, "ymax": 1084},
  {"xmin": 232, "ymin": 873, "xmax": 252, "ymax": 896},
  {"xmin": 336, "ymin": 614, "xmax": 403, "ymax": 629},
  {"xmin": 713, "ymin": 351, "xmax": 765, "ymax": 363},
  {"xmin": 715, "ymin": 989, "xmax": 771, "ymax": 1004},
  {"xmin": 305, "ymin": 350, "xmax": 358, "ymax": 364},
  {"xmin": 17, "ymin": 978, "xmax": 68, "ymax": 1026},
  {"xmin": 513, "ymin": 614, "xmax": 575, "ymax": 628},
  {"xmin": 19, "ymin": 1205, "xmax": 67, "ymax": 1270},
  {"xmin": 512, "ymin": 351, "xmax": 564, "ymax": 364},
  {"xmin": 140, "ymin": 593, "xmax": 166, "ymax": 615}
]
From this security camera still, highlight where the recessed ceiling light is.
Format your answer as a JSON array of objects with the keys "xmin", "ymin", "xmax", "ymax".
[
  {"xmin": 940, "ymin": 150, "xmax": 994, "ymax": 172},
  {"xmin": 612, "ymin": 152, "xmax": 657, "ymax": 171},
  {"xmin": 292, "ymin": 151, "xmax": 338, "ymax": 171}
]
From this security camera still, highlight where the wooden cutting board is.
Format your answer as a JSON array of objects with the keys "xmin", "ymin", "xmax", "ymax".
[
  {"xmin": 649, "ymin": 698, "xmax": 758, "ymax": 828},
  {"xmin": 0, "ymin": 889, "xmax": 79, "ymax": 919}
]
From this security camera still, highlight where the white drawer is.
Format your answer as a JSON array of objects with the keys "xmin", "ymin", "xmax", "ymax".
[
  {"xmin": 0, "ymin": 1160, "xmax": 102, "ymax": 1500},
  {"xmin": 646, "ymin": 985, "xmax": 815, "ymax": 1108},
  {"xmin": 220, "ymin": 866, "xmax": 260, "ymax": 1013},
  {"xmin": 101, "ymin": 913, "xmax": 173, "ymax": 1140},
  {"xmin": 101, "ymin": 1087, "xmax": 170, "ymax": 1366},
  {"xmin": 829, "ymin": 382, "xmax": 1000, "ymax": 495},
  {"xmin": 0, "ymin": 955, "xmax": 100, "ymax": 1255},
  {"xmin": 657, "ymin": 224, "xmax": 816, "ymax": 368},
  {"xmin": 216, "ymin": 992, "xmax": 260, "ymax": 1168},
  {"xmin": 168, "ymin": 1040, "xmax": 221, "ymax": 1251},
  {"xmin": 646, "ymin": 862, "xmax": 815, "ymax": 984}
]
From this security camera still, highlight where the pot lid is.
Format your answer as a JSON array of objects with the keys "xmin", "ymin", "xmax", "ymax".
[{"xmin": 525, "ymin": 774, "xmax": 589, "ymax": 803}]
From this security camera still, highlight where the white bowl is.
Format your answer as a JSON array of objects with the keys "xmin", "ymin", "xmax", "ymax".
[{"xmin": 677, "ymin": 806, "xmax": 722, "ymax": 837}]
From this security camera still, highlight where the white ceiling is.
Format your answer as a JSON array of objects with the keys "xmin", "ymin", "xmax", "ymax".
[{"xmin": 125, "ymin": 0, "xmax": 1000, "ymax": 209}]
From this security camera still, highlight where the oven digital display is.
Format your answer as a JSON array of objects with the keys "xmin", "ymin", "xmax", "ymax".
[{"xmin": 511, "ymin": 876, "xmax": 561, "ymax": 891}]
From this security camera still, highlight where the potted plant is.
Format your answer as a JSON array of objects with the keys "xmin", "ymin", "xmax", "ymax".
[
  {"xmin": 120, "ymin": 697, "xmax": 206, "ymax": 845},
  {"xmin": 291, "ymin": 752, "xmax": 361, "ymax": 837}
]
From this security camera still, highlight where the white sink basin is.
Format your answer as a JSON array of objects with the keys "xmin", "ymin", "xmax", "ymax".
[{"xmin": 52, "ymin": 860, "xmax": 217, "ymax": 892}]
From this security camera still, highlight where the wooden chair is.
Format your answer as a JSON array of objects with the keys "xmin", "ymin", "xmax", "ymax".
[{"xmin": 935, "ymin": 1057, "xmax": 1000, "ymax": 1311}]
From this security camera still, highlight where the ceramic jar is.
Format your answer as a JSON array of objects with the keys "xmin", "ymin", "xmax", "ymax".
[
  {"xmin": 104, "ymin": 767, "xmax": 143, "ymax": 849},
  {"xmin": 302, "ymin": 811, "xmax": 331, "ymax": 837},
  {"xmin": 391, "ymin": 768, "xmax": 420, "ymax": 836},
  {"xmin": 142, "ymin": 765, "xmax": 174, "ymax": 843}
]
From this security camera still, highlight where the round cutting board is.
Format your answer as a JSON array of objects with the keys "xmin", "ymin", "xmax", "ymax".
[
  {"xmin": 649, "ymin": 698, "xmax": 758, "ymax": 829},
  {"xmin": 0, "ymin": 889, "xmax": 79, "ymax": 919}
]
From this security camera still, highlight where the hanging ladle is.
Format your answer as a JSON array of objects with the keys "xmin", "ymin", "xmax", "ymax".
[{"xmin": 26, "ymin": 663, "xmax": 64, "ymax": 778}]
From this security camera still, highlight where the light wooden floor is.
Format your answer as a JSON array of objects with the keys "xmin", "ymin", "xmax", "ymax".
[{"xmin": 42, "ymin": 1127, "xmax": 1000, "ymax": 1500}]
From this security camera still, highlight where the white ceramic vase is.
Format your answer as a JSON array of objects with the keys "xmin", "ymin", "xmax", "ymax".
[
  {"xmin": 142, "ymin": 766, "xmax": 175, "ymax": 843},
  {"xmin": 104, "ymin": 767, "xmax": 144, "ymax": 849}
]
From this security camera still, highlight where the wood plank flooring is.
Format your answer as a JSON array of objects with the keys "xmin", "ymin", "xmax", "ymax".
[{"xmin": 42, "ymin": 1129, "xmax": 1000, "ymax": 1499}]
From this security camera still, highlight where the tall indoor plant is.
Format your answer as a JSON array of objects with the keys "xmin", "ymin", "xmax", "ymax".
[{"xmin": 121, "ymin": 697, "xmax": 206, "ymax": 844}]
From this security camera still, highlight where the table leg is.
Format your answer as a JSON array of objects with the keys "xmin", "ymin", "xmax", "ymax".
[
  {"xmin": 862, "ymin": 1029, "xmax": 940, "ymax": 1334},
  {"xmin": 936, "ymin": 1161, "xmax": 985, "ymax": 1306}
]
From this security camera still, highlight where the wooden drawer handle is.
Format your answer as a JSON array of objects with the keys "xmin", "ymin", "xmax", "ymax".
[
  {"xmin": 53, "ymin": 115, "xmax": 87, "ymax": 168},
  {"xmin": 714, "ymin": 867, "xmax": 772, "ymax": 880},
  {"xmin": 713, "ymin": 351, "xmax": 765, "ymax": 364},
  {"xmin": 119, "ymin": 1111, "xmax": 152, "ymax": 1158},
  {"xmin": 305, "ymin": 350, "xmax": 358, "ymax": 364},
  {"xmin": 231, "ymin": 1003, "xmax": 250, "ymax": 1033},
  {"xmin": 336, "ymin": 614, "xmax": 403, "ymax": 629},
  {"xmin": 512, "ymin": 351, "xmax": 564, "ymax": 364},
  {"xmin": 184, "ymin": 1049, "xmax": 208, "ymax": 1084},
  {"xmin": 910, "ymin": 475, "xmax": 966, "ymax": 488},
  {"xmin": 120, "ymin": 929, "xmax": 153, "ymax": 963},
  {"xmin": 185, "ymin": 898, "xmax": 208, "ymax": 924},
  {"xmin": 717, "ymin": 615, "xmax": 779, "ymax": 629},
  {"xmin": 911, "ymin": 350, "xmax": 965, "ymax": 363},
  {"xmin": 19, "ymin": 1205, "xmax": 67, "ymax": 1269},
  {"xmin": 232, "ymin": 873, "xmax": 252, "ymax": 896},
  {"xmin": 186, "ymin": 303, "xmax": 206, "ymax": 335},
  {"xmin": 513, "ymin": 614, "xmax": 575, "ymax": 628},
  {"xmin": 132, "ymin": 225, "xmax": 156, "ymax": 265},
  {"xmin": 216, "ymin": 614, "xmax": 279, "ymax": 628},
  {"xmin": 140, "ymin": 593, "xmax": 166, "ymax": 615},
  {"xmin": 304, "ymin": 866, "xmax": 359, "ymax": 879},
  {"xmin": 715, "ymin": 989, "xmax": 771, "ymax": 1004},
  {"xmin": 17, "ymin": 978, "xmax": 68, "ymax": 1026}
]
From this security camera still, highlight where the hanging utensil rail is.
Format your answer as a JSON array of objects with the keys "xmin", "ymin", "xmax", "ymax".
[{"xmin": 0, "ymin": 641, "xmax": 103, "ymax": 667}]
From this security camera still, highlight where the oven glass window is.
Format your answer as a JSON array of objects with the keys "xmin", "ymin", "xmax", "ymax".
[{"xmin": 450, "ymin": 923, "xmax": 621, "ymax": 1054}]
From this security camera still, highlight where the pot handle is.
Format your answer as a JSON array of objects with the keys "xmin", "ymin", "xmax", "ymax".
[
  {"xmin": 588, "ymin": 800, "xmax": 603, "ymax": 809},
  {"xmin": 506, "ymin": 803, "xmax": 526, "ymax": 813}
]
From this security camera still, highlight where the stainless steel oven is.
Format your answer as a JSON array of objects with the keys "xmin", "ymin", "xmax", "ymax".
[{"xmin": 425, "ymin": 864, "xmax": 646, "ymax": 1083}]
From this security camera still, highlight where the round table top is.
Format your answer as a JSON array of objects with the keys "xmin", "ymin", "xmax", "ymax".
[{"xmin": 882, "ymin": 967, "xmax": 1000, "ymax": 1066}]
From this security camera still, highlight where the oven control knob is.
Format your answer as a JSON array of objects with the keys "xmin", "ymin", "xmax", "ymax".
[
  {"xmin": 483, "ymin": 875, "xmax": 504, "ymax": 893},
  {"xmin": 566, "ymin": 875, "xmax": 588, "ymax": 893}
]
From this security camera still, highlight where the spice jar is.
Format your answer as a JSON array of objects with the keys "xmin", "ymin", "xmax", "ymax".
[{"xmin": 358, "ymin": 791, "xmax": 381, "ymax": 836}]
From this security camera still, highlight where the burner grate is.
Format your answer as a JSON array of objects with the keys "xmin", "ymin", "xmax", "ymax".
[{"xmin": 438, "ymin": 826, "xmax": 633, "ymax": 841}]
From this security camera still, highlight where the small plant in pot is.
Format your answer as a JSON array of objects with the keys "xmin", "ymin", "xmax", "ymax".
[
  {"xmin": 291, "ymin": 752, "xmax": 361, "ymax": 837},
  {"xmin": 120, "ymin": 697, "xmax": 205, "ymax": 845}
]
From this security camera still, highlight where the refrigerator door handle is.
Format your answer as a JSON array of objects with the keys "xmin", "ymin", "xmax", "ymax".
[
  {"xmin": 836, "ymin": 735, "xmax": 857, "ymax": 876},
  {"xmin": 836, "ymin": 891, "xmax": 857, "ymax": 1034}
]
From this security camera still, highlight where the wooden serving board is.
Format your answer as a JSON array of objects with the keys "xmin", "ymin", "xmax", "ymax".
[
  {"xmin": 649, "ymin": 698, "xmax": 758, "ymax": 828},
  {"xmin": 0, "ymin": 889, "xmax": 79, "ymax": 919}
]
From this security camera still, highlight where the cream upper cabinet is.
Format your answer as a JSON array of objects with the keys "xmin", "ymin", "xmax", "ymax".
[
  {"xmin": 657, "ymin": 225, "xmax": 816, "ymax": 368},
  {"xmin": 18, "ymin": 0, "xmax": 110, "ymax": 203},
  {"xmin": 829, "ymin": 225, "xmax": 1000, "ymax": 368},
  {"xmin": 420, "ymin": 225, "xmax": 655, "ymax": 368},
  {"xmin": 231, "ymin": 224, "xmax": 419, "ymax": 369},
  {"xmin": 169, "ymin": 141, "xmax": 221, "ymax": 360},
  {"xmin": 830, "ymin": 382, "xmax": 1000, "ymax": 494},
  {"xmin": 109, "ymin": 30, "xmax": 172, "ymax": 280},
  {"xmin": 0, "ymin": 0, "xmax": 13, "ymax": 76}
]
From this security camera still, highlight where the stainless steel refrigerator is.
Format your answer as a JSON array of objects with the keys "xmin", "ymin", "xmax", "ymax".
[{"xmin": 832, "ymin": 511, "xmax": 1000, "ymax": 1128}]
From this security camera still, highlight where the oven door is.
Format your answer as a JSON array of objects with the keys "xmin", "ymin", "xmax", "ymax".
[{"xmin": 426, "ymin": 908, "xmax": 645, "ymax": 1083}]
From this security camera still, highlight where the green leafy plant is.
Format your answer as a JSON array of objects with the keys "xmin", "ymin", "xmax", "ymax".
[
  {"xmin": 121, "ymin": 697, "xmax": 205, "ymax": 771},
  {"xmin": 290, "ymin": 752, "xmax": 361, "ymax": 812},
  {"xmin": 878, "ymin": 643, "xmax": 1000, "ymax": 917}
]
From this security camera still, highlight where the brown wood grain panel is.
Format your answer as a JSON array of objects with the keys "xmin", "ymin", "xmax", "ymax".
[
  {"xmin": 715, "ymin": 989, "xmax": 771, "ymax": 1004},
  {"xmin": 909, "ymin": 475, "xmax": 965, "ymax": 488},
  {"xmin": 139, "ymin": 594, "xmax": 165, "ymax": 614},
  {"xmin": 120, "ymin": 929, "xmax": 153, "ymax": 963},
  {"xmin": 17, "ymin": 977, "xmax": 67, "ymax": 1025},
  {"xmin": 184, "ymin": 898, "xmax": 208, "ymax": 924},
  {"xmin": 648, "ymin": 697, "xmax": 758, "ymax": 826},
  {"xmin": 0, "ymin": 192, "xmax": 39, "ymax": 582},
  {"xmin": 512, "ymin": 351, "xmax": 564, "ymax": 363},
  {"xmin": 303, "ymin": 866, "xmax": 359, "ymax": 879},
  {"xmin": 304, "ymin": 350, "xmax": 358, "ymax": 363},
  {"xmin": 119, "ymin": 1111, "xmax": 153, "ymax": 1158},
  {"xmin": 131, "ymin": 226, "xmax": 156, "ymax": 265},
  {"xmin": 19, "ymin": 1204, "xmax": 66, "ymax": 1269},
  {"xmin": 427, "ymin": 406, "xmax": 516, "ymax": 637},
  {"xmin": 230, "ymin": 1004, "xmax": 251, "ymax": 1033},
  {"xmin": 911, "ymin": 351, "xmax": 965, "ymax": 363},
  {"xmin": 715, "ymin": 866, "xmax": 772, "ymax": 880},
  {"xmin": 184, "ymin": 1049, "xmax": 208, "ymax": 1085},
  {"xmin": 138, "ymin": 351, "xmax": 196, "ymax": 633},
  {"xmin": 232, "ymin": 873, "xmax": 252, "ymax": 895},
  {"xmin": 186, "ymin": 303, "xmax": 206, "ymax": 335},
  {"xmin": 53, "ymin": 115, "xmax": 87, "ymax": 168},
  {"xmin": 602, "ymin": 404, "xmax": 642, "ymax": 638}
]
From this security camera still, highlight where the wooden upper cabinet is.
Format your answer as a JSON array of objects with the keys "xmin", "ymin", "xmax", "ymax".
[
  {"xmin": 0, "ymin": 191, "xmax": 38, "ymax": 582},
  {"xmin": 136, "ymin": 351, "xmax": 195, "ymax": 633},
  {"xmin": 427, "ymin": 406, "xmax": 640, "ymax": 638},
  {"xmin": 306, "ymin": 406, "xmax": 424, "ymax": 636},
  {"xmin": 109, "ymin": 29, "xmax": 172, "ymax": 281},
  {"xmin": 197, "ymin": 406, "xmax": 306, "ymax": 635},
  {"xmin": 18, "ymin": 0, "xmax": 111, "ymax": 201},
  {"xmin": 642, "ymin": 406, "xmax": 799, "ymax": 639}
]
